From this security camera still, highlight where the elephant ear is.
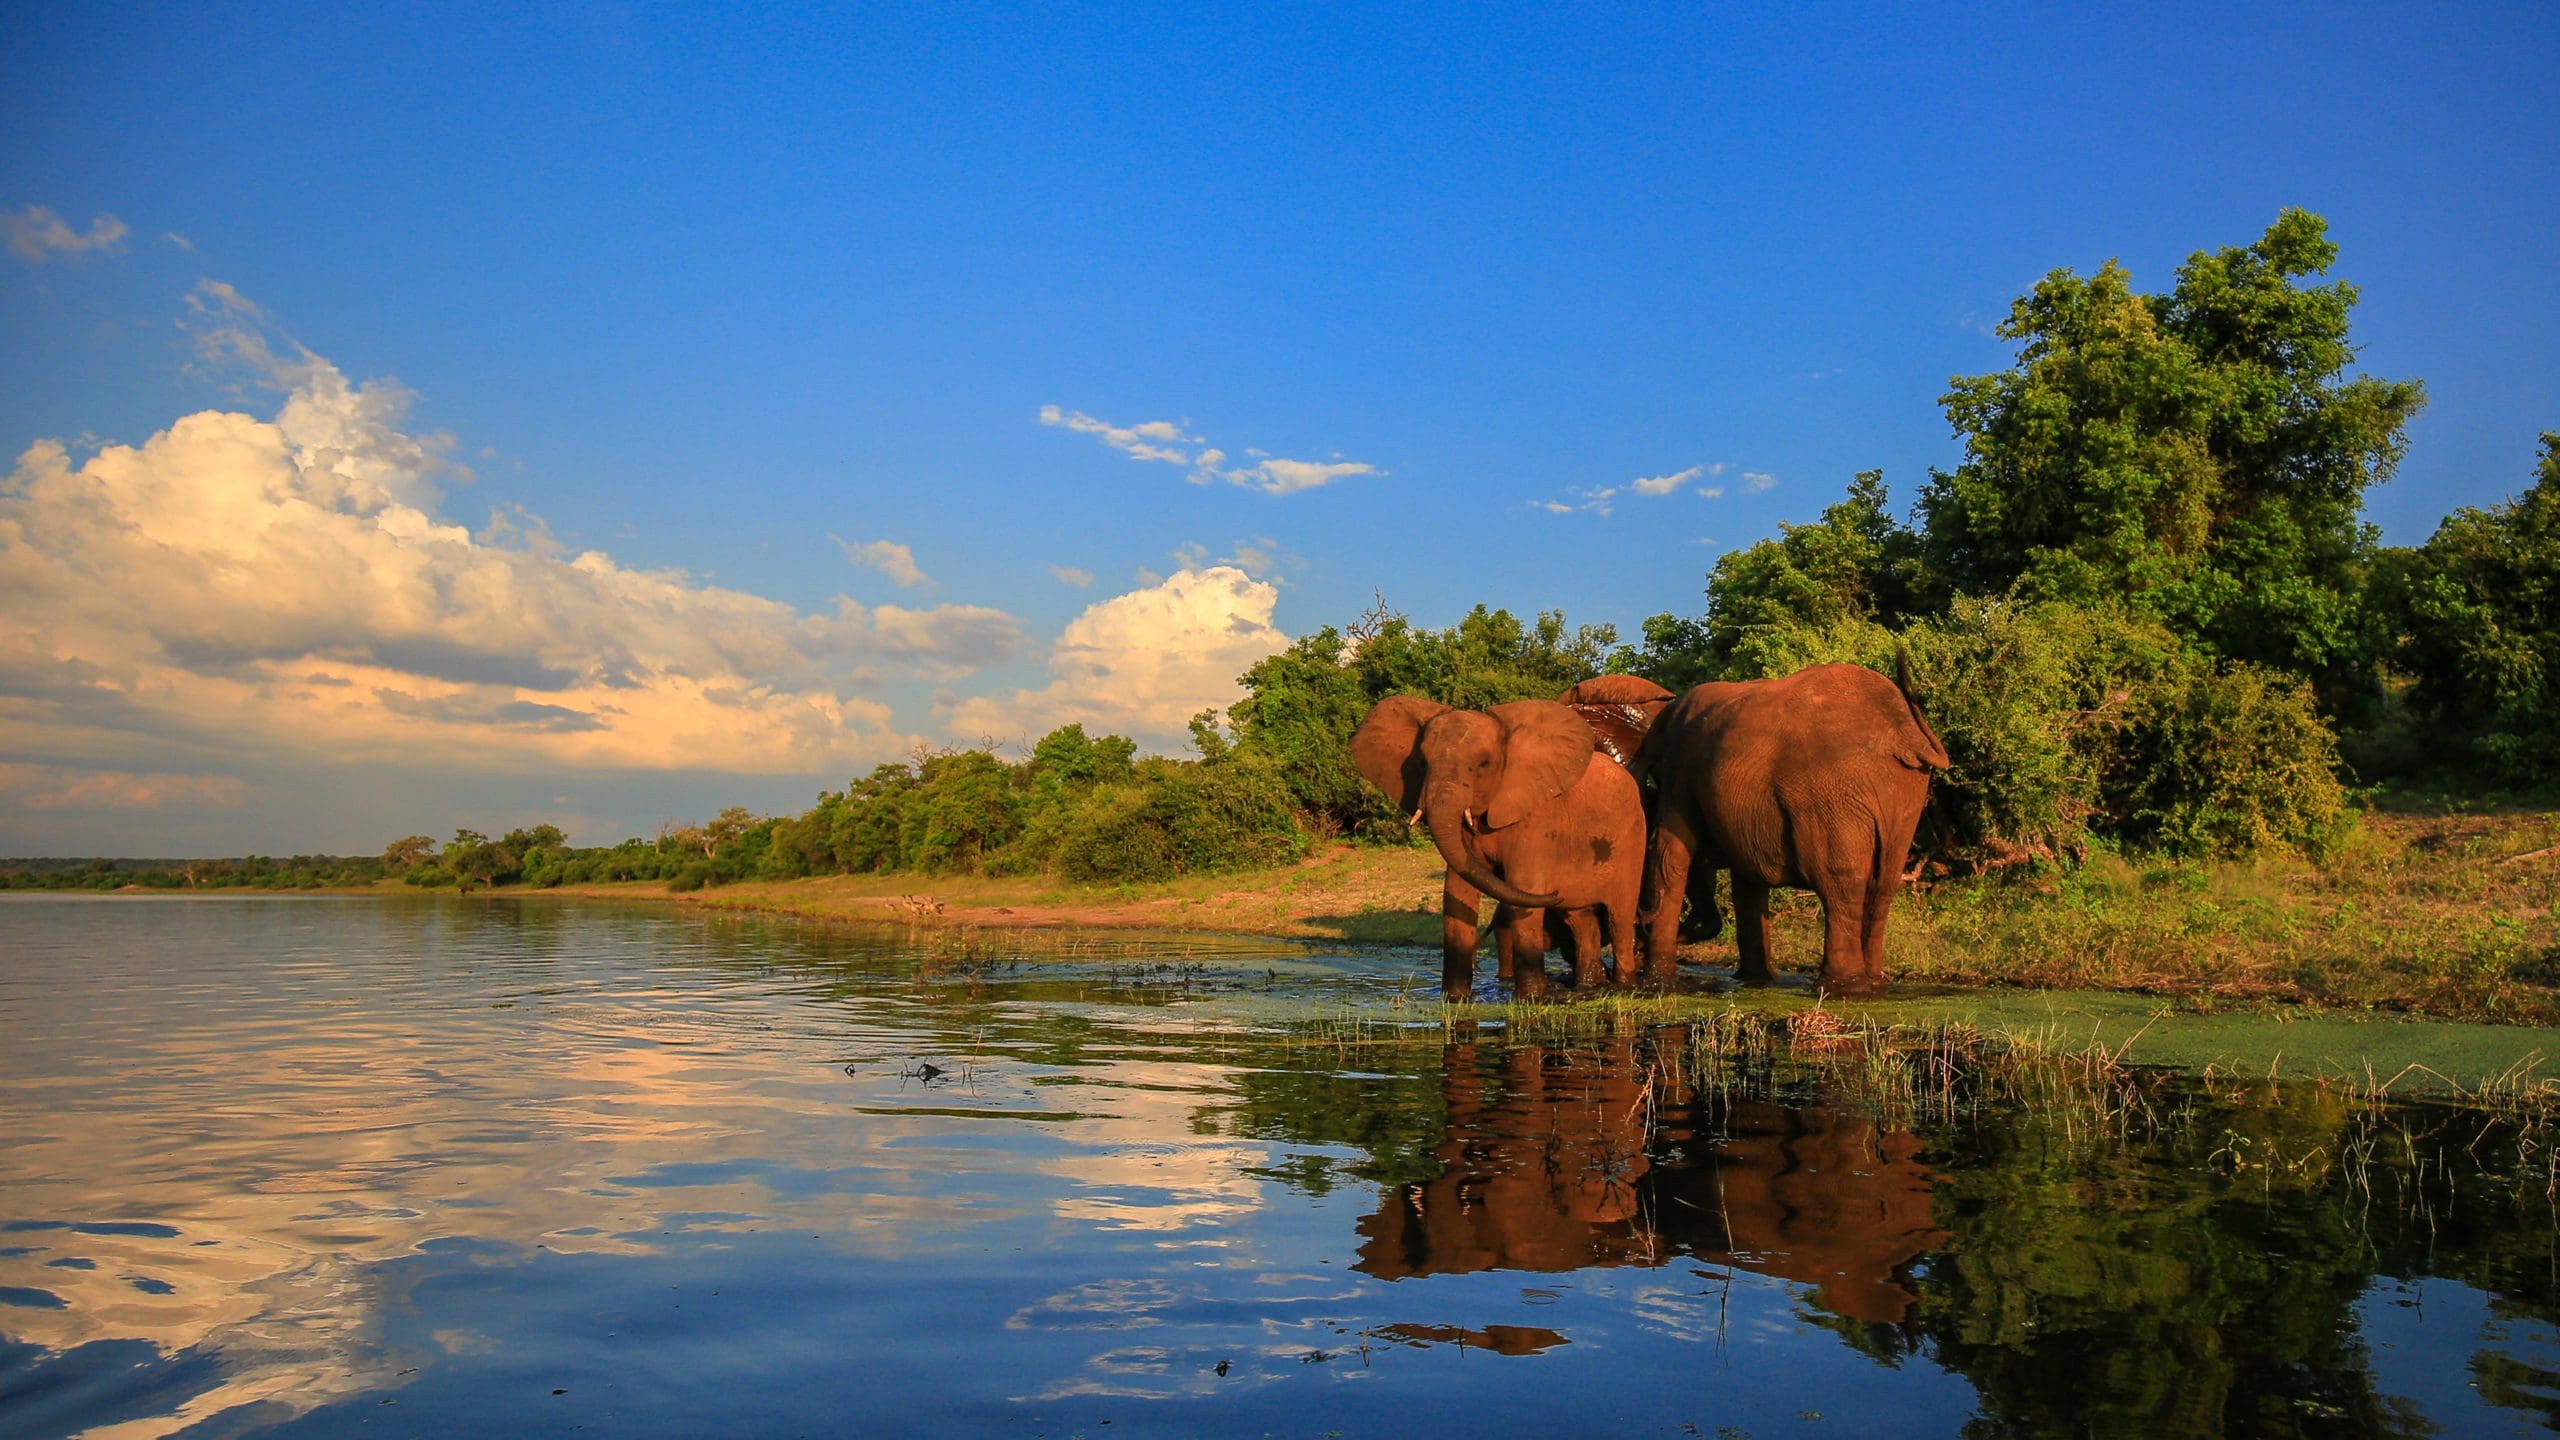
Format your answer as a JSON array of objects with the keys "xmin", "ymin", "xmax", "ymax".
[
  {"xmin": 1350, "ymin": 695, "xmax": 1451, "ymax": 813},
  {"xmin": 1483, "ymin": 700, "xmax": 1597, "ymax": 830}
]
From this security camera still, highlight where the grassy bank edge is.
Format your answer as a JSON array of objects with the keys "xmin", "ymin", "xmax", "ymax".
[{"xmin": 533, "ymin": 805, "xmax": 2560, "ymax": 1028}]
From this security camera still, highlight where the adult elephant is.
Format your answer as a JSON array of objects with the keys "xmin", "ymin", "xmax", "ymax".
[
  {"xmin": 1636, "ymin": 660, "xmax": 1947, "ymax": 995},
  {"xmin": 1491, "ymin": 675, "xmax": 1680, "ymax": 985},
  {"xmin": 1353, "ymin": 696, "xmax": 1645, "ymax": 1000}
]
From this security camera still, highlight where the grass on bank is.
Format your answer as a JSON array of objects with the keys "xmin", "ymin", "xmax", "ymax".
[{"xmin": 553, "ymin": 801, "xmax": 2560, "ymax": 1025}]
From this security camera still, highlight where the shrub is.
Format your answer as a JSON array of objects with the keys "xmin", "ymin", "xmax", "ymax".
[
  {"xmin": 1727, "ymin": 598, "xmax": 2343, "ymax": 866},
  {"xmin": 666, "ymin": 861, "xmax": 713, "ymax": 893},
  {"xmin": 1056, "ymin": 757, "xmax": 1308, "ymax": 884}
]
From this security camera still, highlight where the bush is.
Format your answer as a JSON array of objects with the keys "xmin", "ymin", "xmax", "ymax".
[
  {"xmin": 1726, "ymin": 598, "xmax": 2343, "ymax": 866},
  {"xmin": 2114, "ymin": 661, "xmax": 2348, "ymax": 857},
  {"xmin": 666, "ymin": 861, "xmax": 713, "ymax": 893},
  {"xmin": 1057, "ymin": 757, "xmax": 1307, "ymax": 884}
]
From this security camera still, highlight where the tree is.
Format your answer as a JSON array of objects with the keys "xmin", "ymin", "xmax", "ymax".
[
  {"xmin": 2391, "ymin": 432, "xmax": 2560, "ymax": 782},
  {"xmin": 442, "ymin": 829, "xmax": 514, "ymax": 890},
  {"xmin": 381, "ymin": 835, "xmax": 436, "ymax": 870},
  {"xmin": 1696, "ymin": 470, "xmax": 1924, "ymax": 671},
  {"xmin": 1919, "ymin": 209, "xmax": 2423, "ymax": 695},
  {"xmin": 704, "ymin": 807, "xmax": 757, "ymax": 853}
]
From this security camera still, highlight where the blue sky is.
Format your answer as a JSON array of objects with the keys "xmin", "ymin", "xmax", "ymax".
[{"xmin": 3, "ymin": 2, "xmax": 2555, "ymax": 854}]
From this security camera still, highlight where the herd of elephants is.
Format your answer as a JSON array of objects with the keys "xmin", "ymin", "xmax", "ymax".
[{"xmin": 1350, "ymin": 661, "xmax": 1949, "ymax": 1001}]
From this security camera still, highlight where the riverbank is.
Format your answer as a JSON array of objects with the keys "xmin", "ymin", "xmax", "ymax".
[{"xmin": 548, "ymin": 803, "xmax": 2560, "ymax": 1025}]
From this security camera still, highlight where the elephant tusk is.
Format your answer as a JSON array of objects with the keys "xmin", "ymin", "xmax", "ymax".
[{"xmin": 1407, "ymin": 807, "xmax": 1424, "ymax": 826}]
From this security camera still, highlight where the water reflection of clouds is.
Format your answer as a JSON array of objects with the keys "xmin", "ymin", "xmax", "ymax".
[
  {"xmin": 0, "ymin": 902, "xmax": 1271, "ymax": 1434},
  {"xmin": 1035, "ymin": 1062, "xmax": 1276, "ymax": 1234}
]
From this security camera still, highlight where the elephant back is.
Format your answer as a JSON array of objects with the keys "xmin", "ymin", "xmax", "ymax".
[{"xmin": 1556, "ymin": 675, "xmax": 1675, "ymax": 771}]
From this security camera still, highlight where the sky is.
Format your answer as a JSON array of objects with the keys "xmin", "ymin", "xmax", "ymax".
[{"xmin": 3, "ymin": 2, "xmax": 2555, "ymax": 856}]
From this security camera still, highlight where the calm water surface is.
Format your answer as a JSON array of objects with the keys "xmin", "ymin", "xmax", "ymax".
[{"xmin": 2, "ymin": 894, "xmax": 2557, "ymax": 1438}]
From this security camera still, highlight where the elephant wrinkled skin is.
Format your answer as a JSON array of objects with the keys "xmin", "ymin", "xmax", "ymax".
[
  {"xmin": 1637, "ymin": 661, "xmax": 1947, "ymax": 994},
  {"xmin": 1353, "ymin": 696, "xmax": 1646, "ymax": 1000}
]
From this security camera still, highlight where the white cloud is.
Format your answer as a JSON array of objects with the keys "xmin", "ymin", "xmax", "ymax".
[
  {"xmin": 1037, "ymin": 405, "xmax": 1200, "ymax": 465},
  {"xmin": 1038, "ymin": 405, "xmax": 1377, "ymax": 495},
  {"xmin": 1048, "ymin": 564, "xmax": 1094, "ymax": 588},
  {"xmin": 0, "ymin": 290, "xmax": 1027, "ymax": 784},
  {"xmin": 835, "ymin": 536, "xmax": 928, "ymax": 588},
  {"xmin": 942, "ymin": 565, "xmax": 1288, "ymax": 747},
  {"xmin": 1535, "ymin": 484, "xmax": 1620, "ymax": 518},
  {"xmin": 1743, "ymin": 471, "xmax": 1778, "ymax": 493},
  {"xmin": 1229, "ymin": 457, "xmax": 1374, "ymax": 494},
  {"xmin": 1700, "ymin": 486, "xmax": 1726, "ymax": 499},
  {"xmin": 2, "ymin": 205, "xmax": 129, "ymax": 263},
  {"xmin": 1631, "ymin": 465, "xmax": 1703, "ymax": 497}
]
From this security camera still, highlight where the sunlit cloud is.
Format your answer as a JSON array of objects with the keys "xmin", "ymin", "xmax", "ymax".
[
  {"xmin": 834, "ymin": 536, "xmax": 929, "ymax": 588},
  {"xmin": 1047, "ymin": 564, "xmax": 1094, "ymax": 588},
  {"xmin": 1631, "ymin": 465, "xmax": 1703, "ymax": 497},
  {"xmin": 941, "ymin": 564, "xmax": 1287, "ymax": 747},
  {"xmin": 0, "ymin": 282, "xmax": 1029, "ymax": 791},
  {"xmin": 2, "ymin": 205, "xmax": 129, "ymax": 263},
  {"xmin": 1037, "ymin": 405, "xmax": 1378, "ymax": 495}
]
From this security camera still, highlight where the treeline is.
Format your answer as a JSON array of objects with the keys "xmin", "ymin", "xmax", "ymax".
[{"xmin": 0, "ymin": 854, "xmax": 394, "ymax": 890}]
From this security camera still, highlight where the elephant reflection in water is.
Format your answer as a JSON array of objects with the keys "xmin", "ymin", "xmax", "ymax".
[{"xmin": 1355, "ymin": 1039, "xmax": 1948, "ymax": 1326}]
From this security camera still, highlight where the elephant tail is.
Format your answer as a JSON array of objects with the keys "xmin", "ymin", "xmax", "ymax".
[{"xmin": 1890, "ymin": 648, "xmax": 1952, "ymax": 770}]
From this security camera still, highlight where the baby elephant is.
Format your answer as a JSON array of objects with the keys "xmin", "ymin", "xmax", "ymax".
[{"xmin": 1353, "ymin": 696, "xmax": 1646, "ymax": 1000}]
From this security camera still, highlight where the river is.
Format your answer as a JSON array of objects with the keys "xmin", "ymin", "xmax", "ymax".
[{"xmin": 2, "ymin": 894, "xmax": 2555, "ymax": 1437}]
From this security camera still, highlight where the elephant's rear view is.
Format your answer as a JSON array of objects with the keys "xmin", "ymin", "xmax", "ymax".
[{"xmin": 1637, "ymin": 660, "xmax": 1946, "ymax": 995}]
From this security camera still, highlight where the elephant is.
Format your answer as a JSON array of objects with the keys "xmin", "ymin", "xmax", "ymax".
[
  {"xmin": 1352, "ymin": 695, "xmax": 1646, "ymax": 1000},
  {"xmin": 1490, "ymin": 675, "xmax": 1681, "ymax": 985},
  {"xmin": 1636, "ymin": 659, "xmax": 1948, "ymax": 994}
]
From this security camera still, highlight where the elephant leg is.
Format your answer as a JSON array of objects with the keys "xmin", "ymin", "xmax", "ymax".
[
  {"xmin": 1565, "ymin": 908, "xmax": 1609, "ymax": 990},
  {"xmin": 1498, "ymin": 905, "xmax": 1551, "ymax": 998},
  {"xmin": 1857, "ymin": 797, "xmax": 1923, "ymax": 986},
  {"xmin": 1492, "ymin": 902, "xmax": 1521, "ymax": 983},
  {"xmin": 1594, "ymin": 902, "xmax": 1640, "ymax": 988},
  {"xmin": 1679, "ymin": 863, "xmax": 1724, "ymax": 942},
  {"xmin": 1441, "ymin": 877, "xmax": 1484, "ymax": 1001},
  {"xmin": 1640, "ymin": 802, "xmax": 1702, "ymax": 985},
  {"xmin": 1731, "ymin": 875, "xmax": 1776, "ymax": 985},
  {"xmin": 1815, "ymin": 882, "xmax": 1878, "ymax": 996}
]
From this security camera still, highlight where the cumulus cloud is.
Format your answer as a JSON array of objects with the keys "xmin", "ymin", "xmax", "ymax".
[
  {"xmin": 3, "ymin": 205, "xmax": 129, "ymax": 263},
  {"xmin": 0, "ymin": 286, "xmax": 1027, "ymax": 784},
  {"xmin": 1038, "ymin": 405, "xmax": 1378, "ymax": 495},
  {"xmin": 1631, "ymin": 465, "xmax": 1703, "ymax": 497},
  {"xmin": 1047, "ymin": 564, "xmax": 1094, "ymax": 588},
  {"xmin": 834, "ymin": 536, "xmax": 928, "ymax": 588},
  {"xmin": 942, "ymin": 565, "xmax": 1288, "ymax": 747}
]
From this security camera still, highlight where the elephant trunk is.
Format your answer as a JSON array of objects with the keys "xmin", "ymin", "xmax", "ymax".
[{"xmin": 1423, "ymin": 784, "xmax": 1559, "ymax": 908}]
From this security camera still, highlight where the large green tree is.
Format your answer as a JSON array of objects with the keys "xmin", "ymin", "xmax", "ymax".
[
  {"xmin": 1918, "ymin": 209, "xmax": 2423, "ymax": 692},
  {"xmin": 2391, "ymin": 432, "xmax": 2560, "ymax": 782}
]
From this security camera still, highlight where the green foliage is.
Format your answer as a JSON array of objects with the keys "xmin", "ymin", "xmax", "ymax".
[
  {"xmin": 1054, "ymin": 755, "xmax": 1308, "ymax": 883},
  {"xmin": 1229, "ymin": 602, "xmax": 1615, "ymax": 833},
  {"xmin": 2388, "ymin": 432, "xmax": 2560, "ymax": 784},
  {"xmin": 1919, "ymin": 209, "xmax": 2423, "ymax": 693},
  {"xmin": 1728, "ymin": 600, "xmax": 2344, "ymax": 865},
  {"xmin": 1631, "ymin": 470, "xmax": 1927, "ymax": 679}
]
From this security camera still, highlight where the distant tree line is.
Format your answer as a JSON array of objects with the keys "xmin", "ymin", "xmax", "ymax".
[{"xmin": 8, "ymin": 210, "xmax": 2548, "ymax": 894}]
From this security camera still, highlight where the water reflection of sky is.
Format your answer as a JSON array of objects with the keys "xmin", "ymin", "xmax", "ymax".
[{"xmin": 1, "ymin": 895, "xmax": 2555, "ymax": 1438}]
